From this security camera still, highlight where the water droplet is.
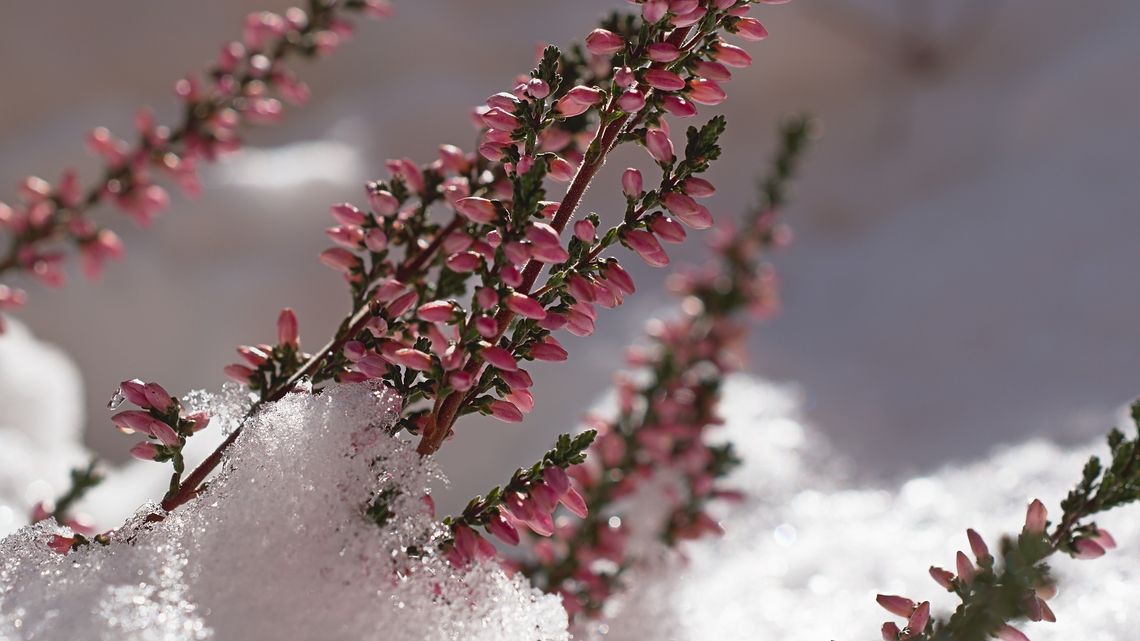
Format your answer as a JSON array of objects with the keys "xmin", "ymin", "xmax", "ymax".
[
  {"xmin": 107, "ymin": 387, "xmax": 126, "ymax": 410},
  {"xmin": 291, "ymin": 375, "xmax": 313, "ymax": 394}
]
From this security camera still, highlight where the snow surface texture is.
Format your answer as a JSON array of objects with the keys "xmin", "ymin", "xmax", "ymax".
[
  {"xmin": 0, "ymin": 319, "xmax": 88, "ymax": 536},
  {"xmin": 597, "ymin": 376, "xmax": 1140, "ymax": 641},
  {"xmin": 0, "ymin": 384, "xmax": 568, "ymax": 641}
]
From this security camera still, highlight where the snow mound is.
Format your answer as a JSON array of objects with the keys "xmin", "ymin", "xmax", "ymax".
[
  {"xmin": 598, "ymin": 376, "xmax": 1140, "ymax": 641},
  {"xmin": 0, "ymin": 318, "xmax": 87, "ymax": 538},
  {"xmin": 0, "ymin": 383, "xmax": 568, "ymax": 641}
]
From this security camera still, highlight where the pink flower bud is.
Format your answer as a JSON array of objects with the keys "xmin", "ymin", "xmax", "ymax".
[
  {"xmin": 386, "ymin": 291, "xmax": 419, "ymax": 317},
  {"xmin": 621, "ymin": 168, "xmax": 644, "ymax": 198},
  {"xmin": 907, "ymin": 602, "xmax": 930, "ymax": 634},
  {"xmin": 393, "ymin": 348, "xmax": 433, "ymax": 371},
  {"xmin": 449, "ymin": 370, "xmax": 474, "ymax": 391},
  {"xmin": 486, "ymin": 91, "xmax": 520, "ymax": 112},
  {"xmin": 329, "ymin": 202, "xmax": 366, "ymax": 226},
  {"xmin": 417, "ymin": 300, "xmax": 457, "ymax": 323},
  {"xmin": 714, "ymin": 42, "xmax": 753, "ymax": 68},
  {"xmin": 184, "ymin": 411, "xmax": 210, "ymax": 433},
  {"xmin": 506, "ymin": 292, "xmax": 547, "ymax": 320},
  {"xmin": 454, "ymin": 197, "xmax": 498, "ymax": 224},
  {"xmin": 446, "ymin": 251, "xmax": 483, "ymax": 273},
  {"xmin": 119, "ymin": 379, "xmax": 150, "ymax": 408},
  {"xmin": 643, "ymin": 69, "xmax": 686, "ymax": 92},
  {"xmin": 574, "ymin": 219, "xmax": 596, "ymax": 242},
  {"xmin": 356, "ymin": 353, "xmax": 388, "ymax": 378},
  {"xmin": 275, "ymin": 307, "xmax": 298, "ymax": 344},
  {"xmin": 614, "ymin": 66, "xmax": 636, "ymax": 88},
  {"xmin": 683, "ymin": 176, "xmax": 716, "ymax": 197},
  {"xmin": 880, "ymin": 622, "xmax": 900, "ymax": 641},
  {"xmin": 967, "ymin": 528, "xmax": 990, "ymax": 561},
  {"xmin": 320, "ymin": 247, "xmax": 360, "ymax": 273},
  {"xmin": 543, "ymin": 466, "xmax": 570, "ymax": 496},
  {"xmin": 482, "ymin": 345, "xmax": 519, "ymax": 371},
  {"xmin": 624, "ymin": 229, "xmax": 669, "ymax": 267},
  {"xmin": 956, "ymin": 551, "xmax": 975, "ymax": 584},
  {"xmin": 326, "ymin": 225, "xmax": 364, "ymax": 249},
  {"xmin": 1093, "ymin": 528, "xmax": 1117, "ymax": 550},
  {"xmin": 995, "ymin": 625, "xmax": 1031, "ymax": 641},
  {"xmin": 649, "ymin": 215, "xmax": 687, "ymax": 243},
  {"xmin": 604, "ymin": 260, "xmax": 636, "ymax": 294},
  {"xmin": 648, "ymin": 42, "xmax": 680, "ymax": 62},
  {"xmin": 48, "ymin": 535, "xmax": 76, "ymax": 554},
  {"xmin": 476, "ymin": 287, "xmax": 499, "ymax": 309},
  {"xmin": 363, "ymin": 228, "xmax": 388, "ymax": 252},
  {"xmin": 567, "ymin": 275, "xmax": 597, "ymax": 302},
  {"xmin": 929, "ymin": 566, "xmax": 955, "ymax": 590},
  {"xmin": 585, "ymin": 29, "xmax": 624, "ymax": 55},
  {"xmin": 490, "ymin": 400, "xmax": 524, "ymax": 423},
  {"xmin": 645, "ymin": 129, "xmax": 675, "ymax": 164},
  {"xmin": 486, "ymin": 509, "xmax": 520, "ymax": 545},
  {"xmin": 875, "ymin": 594, "xmax": 915, "ymax": 618},
  {"xmin": 527, "ymin": 78, "xmax": 550, "ymax": 99},
  {"xmin": 732, "ymin": 17, "xmax": 769, "ymax": 41},
  {"xmin": 1024, "ymin": 499, "xmax": 1048, "ymax": 534},
  {"xmin": 224, "ymin": 364, "xmax": 256, "ymax": 384},
  {"xmin": 642, "ymin": 0, "xmax": 668, "ymax": 23},
  {"xmin": 481, "ymin": 107, "xmax": 520, "ymax": 132},
  {"xmin": 1073, "ymin": 538, "xmax": 1106, "ymax": 559},
  {"xmin": 130, "ymin": 441, "xmax": 161, "ymax": 461},
  {"xmin": 662, "ymin": 95, "xmax": 698, "ymax": 118},
  {"xmin": 143, "ymin": 382, "xmax": 175, "ymax": 413},
  {"xmin": 530, "ymin": 337, "xmax": 568, "ymax": 361},
  {"xmin": 367, "ymin": 188, "xmax": 399, "ymax": 216},
  {"xmin": 618, "ymin": 89, "xmax": 647, "ymax": 113},
  {"xmin": 694, "ymin": 60, "xmax": 733, "ymax": 82},
  {"xmin": 475, "ymin": 316, "xmax": 498, "ymax": 338},
  {"xmin": 560, "ymin": 486, "xmax": 589, "ymax": 518},
  {"xmin": 687, "ymin": 78, "xmax": 727, "ymax": 105},
  {"xmin": 548, "ymin": 156, "xmax": 576, "ymax": 182}
]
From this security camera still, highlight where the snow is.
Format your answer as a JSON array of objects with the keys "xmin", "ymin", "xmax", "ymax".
[
  {"xmin": 0, "ymin": 384, "xmax": 568, "ymax": 641},
  {"xmin": 597, "ymin": 376, "xmax": 1140, "ymax": 641}
]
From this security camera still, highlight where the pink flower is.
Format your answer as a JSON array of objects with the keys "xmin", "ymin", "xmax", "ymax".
[
  {"xmin": 687, "ymin": 78, "xmax": 727, "ymax": 105},
  {"xmin": 624, "ymin": 229, "xmax": 670, "ymax": 267},
  {"xmin": 224, "ymin": 364, "xmax": 256, "ymax": 384},
  {"xmin": 876, "ymin": 594, "xmax": 915, "ymax": 618},
  {"xmin": 490, "ymin": 400, "xmax": 524, "ymax": 423},
  {"xmin": 392, "ymin": 348, "xmax": 433, "ymax": 371},
  {"xmin": 560, "ymin": 486, "xmax": 589, "ymax": 518},
  {"xmin": 928, "ymin": 566, "xmax": 955, "ymax": 590},
  {"xmin": 714, "ymin": 42, "xmax": 753, "ymax": 68},
  {"xmin": 967, "ymin": 528, "xmax": 990, "ymax": 561},
  {"xmin": 622, "ymin": 168, "xmax": 644, "ymax": 198},
  {"xmin": 662, "ymin": 95, "xmax": 698, "ymax": 118},
  {"xmin": 48, "ymin": 535, "xmax": 75, "ymax": 554},
  {"xmin": 417, "ymin": 300, "xmax": 457, "ymax": 323},
  {"xmin": 880, "ymin": 622, "xmax": 900, "ymax": 641},
  {"xmin": 129, "ymin": 441, "xmax": 161, "ymax": 461},
  {"xmin": 995, "ymin": 625, "xmax": 1031, "ymax": 641},
  {"xmin": 454, "ymin": 197, "xmax": 498, "ymax": 224},
  {"xmin": 482, "ymin": 345, "xmax": 519, "ymax": 372},
  {"xmin": 683, "ymin": 176, "xmax": 716, "ymax": 197},
  {"xmin": 732, "ymin": 17, "xmax": 769, "ymax": 41},
  {"xmin": 506, "ymin": 292, "xmax": 547, "ymax": 320},
  {"xmin": 481, "ymin": 108, "xmax": 520, "ymax": 132},
  {"xmin": 645, "ymin": 129, "xmax": 675, "ymax": 164},
  {"xmin": 618, "ymin": 89, "xmax": 647, "ymax": 113},
  {"xmin": 319, "ymin": 247, "xmax": 360, "ymax": 273},
  {"xmin": 907, "ymin": 601, "xmax": 930, "ymax": 634},
  {"xmin": 446, "ymin": 251, "xmax": 483, "ymax": 273},
  {"xmin": 585, "ymin": 29, "xmax": 624, "ymax": 55},
  {"xmin": 119, "ymin": 378, "xmax": 151, "ymax": 408},
  {"xmin": 574, "ymin": 219, "xmax": 596, "ymax": 242},
  {"xmin": 368, "ymin": 188, "xmax": 399, "ymax": 216},
  {"xmin": 1023, "ymin": 499, "xmax": 1047, "ymax": 534},
  {"xmin": 642, "ymin": 0, "xmax": 668, "ymax": 23},
  {"xmin": 648, "ymin": 42, "xmax": 681, "ymax": 63},
  {"xmin": 649, "ymin": 215, "xmax": 687, "ymax": 243},
  {"xmin": 329, "ymin": 202, "xmax": 366, "ymax": 226},
  {"xmin": 487, "ymin": 510, "xmax": 520, "ymax": 545},
  {"xmin": 956, "ymin": 551, "xmax": 975, "ymax": 584},
  {"xmin": 643, "ymin": 69, "xmax": 686, "ymax": 92},
  {"xmin": 1073, "ymin": 538, "xmax": 1106, "ymax": 559},
  {"xmin": 694, "ymin": 60, "xmax": 733, "ymax": 82},
  {"xmin": 530, "ymin": 337, "xmax": 568, "ymax": 361},
  {"xmin": 143, "ymin": 382, "xmax": 175, "ymax": 413}
]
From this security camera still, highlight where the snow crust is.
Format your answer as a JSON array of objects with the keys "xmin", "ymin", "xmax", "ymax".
[
  {"xmin": 0, "ymin": 384, "xmax": 568, "ymax": 641},
  {"xmin": 598, "ymin": 376, "xmax": 1140, "ymax": 641}
]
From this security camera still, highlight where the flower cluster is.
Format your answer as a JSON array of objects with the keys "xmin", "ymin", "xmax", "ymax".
[
  {"xmin": 110, "ymin": 379, "xmax": 210, "ymax": 498},
  {"xmin": 0, "ymin": 0, "xmax": 392, "ymax": 307},
  {"xmin": 514, "ymin": 117, "xmax": 809, "ymax": 618},
  {"xmin": 441, "ymin": 431, "xmax": 596, "ymax": 567},
  {"xmin": 876, "ymin": 408, "xmax": 1140, "ymax": 641}
]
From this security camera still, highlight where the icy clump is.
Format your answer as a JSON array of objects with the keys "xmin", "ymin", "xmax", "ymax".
[
  {"xmin": 0, "ymin": 318, "xmax": 88, "ymax": 538},
  {"xmin": 0, "ymin": 383, "xmax": 568, "ymax": 641},
  {"xmin": 599, "ymin": 375, "xmax": 1140, "ymax": 641}
]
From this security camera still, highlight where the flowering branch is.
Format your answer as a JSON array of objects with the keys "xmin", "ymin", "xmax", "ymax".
[
  {"xmin": 0, "ymin": 0, "xmax": 392, "ymax": 308},
  {"xmin": 876, "ymin": 409, "xmax": 1140, "ymax": 641},
  {"xmin": 511, "ymin": 116, "xmax": 810, "ymax": 617},
  {"xmin": 145, "ymin": 0, "xmax": 778, "ymax": 514}
]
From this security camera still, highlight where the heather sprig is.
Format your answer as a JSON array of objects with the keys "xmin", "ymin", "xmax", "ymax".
[
  {"xmin": 517, "ymin": 116, "xmax": 812, "ymax": 617},
  {"xmin": 441, "ymin": 431, "xmax": 597, "ymax": 567},
  {"xmin": 876, "ymin": 411, "xmax": 1140, "ymax": 641},
  {"xmin": 0, "ymin": 0, "xmax": 392, "ymax": 314}
]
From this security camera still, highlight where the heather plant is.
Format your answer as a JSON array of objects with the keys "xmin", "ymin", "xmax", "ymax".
[{"xmin": 1, "ymin": 1, "xmax": 1138, "ymax": 640}]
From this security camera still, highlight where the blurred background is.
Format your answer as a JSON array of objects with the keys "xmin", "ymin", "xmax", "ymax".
[{"xmin": 2, "ymin": 0, "xmax": 1140, "ymax": 516}]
